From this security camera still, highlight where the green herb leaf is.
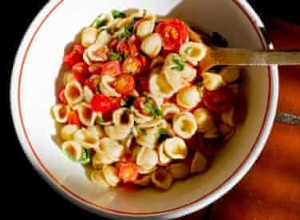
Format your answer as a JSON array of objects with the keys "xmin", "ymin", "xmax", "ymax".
[
  {"xmin": 184, "ymin": 46, "xmax": 192, "ymax": 54},
  {"xmin": 91, "ymin": 15, "xmax": 108, "ymax": 28},
  {"xmin": 111, "ymin": 9, "xmax": 126, "ymax": 19},
  {"xmin": 96, "ymin": 116, "xmax": 104, "ymax": 124},
  {"xmin": 120, "ymin": 99, "xmax": 127, "ymax": 107},
  {"xmin": 109, "ymin": 51, "xmax": 122, "ymax": 61},
  {"xmin": 79, "ymin": 149, "xmax": 91, "ymax": 165},
  {"xmin": 143, "ymin": 97, "xmax": 162, "ymax": 118},
  {"xmin": 159, "ymin": 128, "xmax": 170, "ymax": 136},
  {"xmin": 117, "ymin": 20, "xmax": 135, "ymax": 39},
  {"xmin": 171, "ymin": 56, "xmax": 185, "ymax": 71}
]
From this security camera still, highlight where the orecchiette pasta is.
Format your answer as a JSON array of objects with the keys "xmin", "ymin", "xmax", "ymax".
[
  {"xmin": 141, "ymin": 33, "xmax": 162, "ymax": 58},
  {"xmin": 173, "ymin": 112, "xmax": 197, "ymax": 139},
  {"xmin": 64, "ymin": 81, "xmax": 84, "ymax": 105},
  {"xmin": 52, "ymin": 10, "xmax": 241, "ymax": 191},
  {"xmin": 51, "ymin": 104, "xmax": 70, "ymax": 123},
  {"xmin": 163, "ymin": 137, "xmax": 188, "ymax": 159},
  {"xmin": 176, "ymin": 86, "xmax": 201, "ymax": 109}
]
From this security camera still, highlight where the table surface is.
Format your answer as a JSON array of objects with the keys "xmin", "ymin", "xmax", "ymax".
[{"xmin": 5, "ymin": 1, "xmax": 300, "ymax": 219}]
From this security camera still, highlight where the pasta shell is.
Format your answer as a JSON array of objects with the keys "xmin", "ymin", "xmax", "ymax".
[
  {"xmin": 221, "ymin": 107, "xmax": 235, "ymax": 126},
  {"xmin": 218, "ymin": 122, "xmax": 235, "ymax": 141},
  {"xmin": 100, "ymin": 75, "xmax": 121, "ymax": 97},
  {"xmin": 61, "ymin": 140, "xmax": 82, "ymax": 161},
  {"xmin": 131, "ymin": 106, "xmax": 153, "ymax": 124},
  {"xmin": 102, "ymin": 165, "xmax": 120, "ymax": 187},
  {"xmin": 136, "ymin": 146, "xmax": 158, "ymax": 170},
  {"xmin": 99, "ymin": 137, "xmax": 124, "ymax": 160},
  {"xmin": 136, "ymin": 18, "xmax": 155, "ymax": 39},
  {"xmin": 112, "ymin": 108, "xmax": 134, "ymax": 130},
  {"xmin": 179, "ymin": 42, "xmax": 207, "ymax": 65},
  {"xmin": 202, "ymin": 72, "xmax": 225, "ymax": 91},
  {"xmin": 90, "ymin": 169, "xmax": 110, "ymax": 188},
  {"xmin": 87, "ymin": 125, "xmax": 104, "ymax": 138},
  {"xmin": 220, "ymin": 66, "xmax": 240, "ymax": 83},
  {"xmin": 203, "ymin": 124, "xmax": 218, "ymax": 139},
  {"xmin": 176, "ymin": 86, "xmax": 201, "ymax": 109},
  {"xmin": 161, "ymin": 102, "xmax": 180, "ymax": 119},
  {"xmin": 51, "ymin": 104, "xmax": 70, "ymax": 123},
  {"xmin": 115, "ymin": 17, "xmax": 134, "ymax": 29},
  {"xmin": 85, "ymin": 43, "xmax": 108, "ymax": 62},
  {"xmin": 193, "ymin": 108, "xmax": 214, "ymax": 132},
  {"xmin": 104, "ymin": 125, "xmax": 131, "ymax": 140},
  {"xmin": 92, "ymin": 150, "xmax": 116, "ymax": 168},
  {"xmin": 60, "ymin": 124, "xmax": 79, "ymax": 140},
  {"xmin": 74, "ymin": 128, "xmax": 100, "ymax": 149},
  {"xmin": 163, "ymin": 137, "xmax": 188, "ymax": 160},
  {"xmin": 63, "ymin": 70, "xmax": 75, "ymax": 85},
  {"xmin": 134, "ymin": 175, "xmax": 151, "ymax": 187},
  {"xmin": 137, "ymin": 165, "xmax": 157, "ymax": 175},
  {"xmin": 93, "ymin": 14, "xmax": 114, "ymax": 30},
  {"xmin": 158, "ymin": 142, "xmax": 172, "ymax": 165},
  {"xmin": 64, "ymin": 81, "xmax": 84, "ymax": 105},
  {"xmin": 83, "ymin": 85, "xmax": 94, "ymax": 103},
  {"xmin": 190, "ymin": 151, "xmax": 207, "ymax": 174},
  {"xmin": 168, "ymin": 162, "xmax": 190, "ymax": 179},
  {"xmin": 141, "ymin": 33, "xmax": 162, "ymax": 58},
  {"xmin": 173, "ymin": 112, "xmax": 197, "ymax": 139},
  {"xmin": 81, "ymin": 27, "xmax": 99, "ymax": 47},
  {"xmin": 137, "ymin": 118, "xmax": 163, "ymax": 129},
  {"xmin": 149, "ymin": 72, "xmax": 175, "ymax": 98},
  {"xmin": 180, "ymin": 64, "xmax": 197, "ymax": 83},
  {"xmin": 151, "ymin": 167, "xmax": 173, "ymax": 190},
  {"xmin": 77, "ymin": 103, "xmax": 97, "ymax": 127},
  {"xmin": 136, "ymin": 132, "xmax": 158, "ymax": 149}
]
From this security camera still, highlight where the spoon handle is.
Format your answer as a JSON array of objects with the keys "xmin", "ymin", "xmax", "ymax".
[{"xmin": 208, "ymin": 47, "xmax": 300, "ymax": 67}]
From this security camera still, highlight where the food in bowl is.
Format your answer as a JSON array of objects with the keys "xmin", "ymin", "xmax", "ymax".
[{"xmin": 51, "ymin": 9, "xmax": 241, "ymax": 190}]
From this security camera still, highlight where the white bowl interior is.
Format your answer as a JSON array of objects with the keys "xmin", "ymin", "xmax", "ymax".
[{"xmin": 11, "ymin": 0, "xmax": 277, "ymax": 218}]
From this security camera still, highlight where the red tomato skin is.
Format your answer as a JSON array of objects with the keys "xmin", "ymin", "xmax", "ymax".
[
  {"xmin": 63, "ymin": 44, "xmax": 84, "ymax": 67},
  {"xmin": 155, "ymin": 19, "xmax": 188, "ymax": 52},
  {"xmin": 113, "ymin": 74, "xmax": 135, "ymax": 95},
  {"xmin": 136, "ymin": 77, "xmax": 149, "ymax": 93},
  {"xmin": 128, "ymin": 35, "xmax": 141, "ymax": 56},
  {"xmin": 101, "ymin": 61, "xmax": 122, "ymax": 77},
  {"xmin": 90, "ymin": 94, "xmax": 111, "ymax": 113},
  {"xmin": 122, "ymin": 56, "xmax": 142, "ymax": 75},
  {"xmin": 118, "ymin": 162, "xmax": 138, "ymax": 183}
]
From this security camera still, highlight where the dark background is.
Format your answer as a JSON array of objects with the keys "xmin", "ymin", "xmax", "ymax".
[{"xmin": 4, "ymin": 1, "xmax": 299, "ymax": 219}]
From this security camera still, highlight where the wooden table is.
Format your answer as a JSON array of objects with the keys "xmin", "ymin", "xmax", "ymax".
[{"xmin": 180, "ymin": 17, "xmax": 300, "ymax": 220}]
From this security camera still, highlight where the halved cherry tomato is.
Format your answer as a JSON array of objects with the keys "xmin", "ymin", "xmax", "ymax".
[
  {"xmin": 90, "ymin": 94, "xmax": 111, "ymax": 113},
  {"xmin": 128, "ymin": 35, "xmax": 141, "ymax": 56},
  {"xmin": 88, "ymin": 63, "xmax": 103, "ymax": 75},
  {"xmin": 116, "ymin": 40, "xmax": 130, "ymax": 55},
  {"xmin": 203, "ymin": 87, "xmax": 235, "ymax": 114},
  {"xmin": 136, "ymin": 76, "xmax": 149, "ymax": 93},
  {"xmin": 72, "ymin": 62, "xmax": 90, "ymax": 84},
  {"xmin": 137, "ymin": 54, "xmax": 149, "ymax": 74},
  {"xmin": 118, "ymin": 162, "xmax": 138, "ymax": 183},
  {"xmin": 101, "ymin": 61, "xmax": 122, "ymax": 77},
  {"xmin": 122, "ymin": 56, "xmax": 142, "ymax": 75},
  {"xmin": 58, "ymin": 89, "xmax": 67, "ymax": 104},
  {"xmin": 113, "ymin": 73, "xmax": 135, "ymax": 95},
  {"xmin": 67, "ymin": 110, "xmax": 81, "ymax": 126},
  {"xmin": 155, "ymin": 19, "xmax": 188, "ymax": 52},
  {"xmin": 63, "ymin": 44, "xmax": 84, "ymax": 67}
]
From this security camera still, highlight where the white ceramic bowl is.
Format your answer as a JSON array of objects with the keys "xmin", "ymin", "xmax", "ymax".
[{"xmin": 11, "ymin": 0, "xmax": 278, "ymax": 219}]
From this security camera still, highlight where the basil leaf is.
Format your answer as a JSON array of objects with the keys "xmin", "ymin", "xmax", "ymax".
[
  {"xmin": 80, "ymin": 149, "xmax": 91, "ymax": 165},
  {"xmin": 109, "ymin": 51, "xmax": 122, "ymax": 61},
  {"xmin": 91, "ymin": 15, "xmax": 108, "ymax": 28},
  {"xmin": 96, "ymin": 116, "xmax": 104, "ymax": 124},
  {"xmin": 111, "ymin": 9, "xmax": 125, "ymax": 19},
  {"xmin": 171, "ymin": 56, "xmax": 185, "ymax": 71}
]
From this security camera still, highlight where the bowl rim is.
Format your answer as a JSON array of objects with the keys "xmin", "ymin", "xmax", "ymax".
[{"xmin": 10, "ymin": 0, "xmax": 279, "ymax": 219}]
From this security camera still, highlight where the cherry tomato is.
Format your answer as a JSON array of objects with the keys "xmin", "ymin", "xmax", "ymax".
[
  {"xmin": 122, "ymin": 56, "xmax": 142, "ymax": 75},
  {"xmin": 113, "ymin": 73, "xmax": 135, "ymax": 95},
  {"xmin": 90, "ymin": 94, "xmax": 111, "ymax": 113},
  {"xmin": 203, "ymin": 87, "xmax": 235, "ymax": 114},
  {"xmin": 118, "ymin": 162, "xmax": 138, "ymax": 183},
  {"xmin": 63, "ymin": 44, "xmax": 84, "ymax": 67},
  {"xmin": 67, "ymin": 110, "xmax": 81, "ymax": 126},
  {"xmin": 88, "ymin": 63, "xmax": 103, "ymax": 75},
  {"xmin": 136, "ymin": 76, "xmax": 149, "ymax": 93},
  {"xmin": 155, "ymin": 19, "xmax": 188, "ymax": 51},
  {"xmin": 101, "ymin": 61, "xmax": 122, "ymax": 77},
  {"xmin": 72, "ymin": 62, "xmax": 90, "ymax": 83},
  {"xmin": 128, "ymin": 35, "xmax": 141, "ymax": 56},
  {"xmin": 110, "ymin": 97, "xmax": 122, "ymax": 111},
  {"xmin": 58, "ymin": 89, "xmax": 67, "ymax": 104},
  {"xmin": 116, "ymin": 40, "xmax": 130, "ymax": 55},
  {"xmin": 137, "ymin": 55, "xmax": 149, "ymax": 74}
]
